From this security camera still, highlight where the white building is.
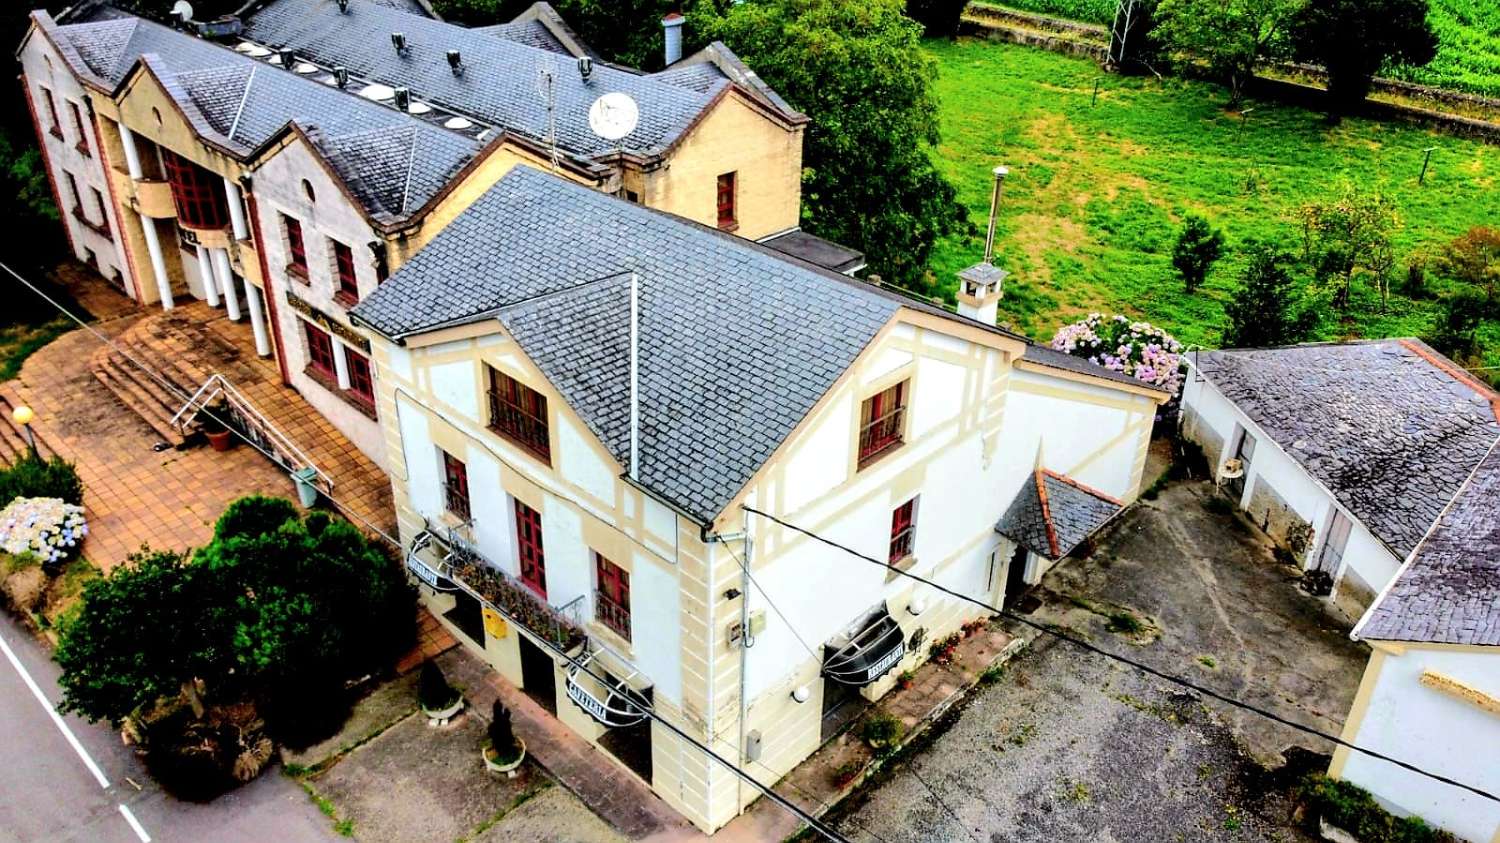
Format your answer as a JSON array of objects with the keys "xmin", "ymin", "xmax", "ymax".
[
  {"xmin": 350, "ymin": 164, "xmax": 1167, "ymax": 831},
  {"xmin": 1334, "ymin": 440, "xmax": 1500, "ymax": 843},
  {"xmin": 1181, "ymin": 340, "xmax": 1500, "ymax": 620}
]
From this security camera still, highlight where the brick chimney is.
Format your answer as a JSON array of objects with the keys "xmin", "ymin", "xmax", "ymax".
[{"xmin": 662, "ymin": 12, "xmax": 685, "ymax": 66}]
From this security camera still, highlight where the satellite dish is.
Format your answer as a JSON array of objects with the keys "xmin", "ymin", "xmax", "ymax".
[
  {"xmin": 588, "ymin": 93, "xmax": 639, "ymax": 142},
  {"xmin": 171, "ymin": 0, "xmax": 194, "ymax": 21}
]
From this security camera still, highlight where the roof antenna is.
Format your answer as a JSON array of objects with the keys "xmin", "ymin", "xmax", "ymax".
[
  {"xmin": 535, "ymin": 57, "xmax": 560, "ymax": 171},
  {"xmin": 629, "ymin": 264, "xmax": 640, "ymax": 483}
]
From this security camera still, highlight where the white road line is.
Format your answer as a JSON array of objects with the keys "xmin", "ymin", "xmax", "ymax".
[
  {"xmin": 118, "ymin": 804, "xmax": 151, "ymax": 842},
  {"xmin": 0, "ymin": 627, "xmax": 111, "ymax": 789}
]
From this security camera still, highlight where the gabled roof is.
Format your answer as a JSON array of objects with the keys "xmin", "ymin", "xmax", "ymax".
[
  {"xmin": 1189, "ymin": 340, "xmax": 1500, "ymax": 559},
  {"xmin": 997, "ymin": 469, "xmax": 1124, "ymax": 560},
  {"xmin": 44, "ymin": 12, "xmax": 480, "ymax": 224},
  {"xmin": 240, "ymin": 0, "xmax": 803, "ymax": 161},
  {"xmin": 1357, "ymin": 440, "xmax": 1500, "ymax": 647},
  {"xmin": 470, "ymin": 20, "xmax": 569, "ymax": 55}
]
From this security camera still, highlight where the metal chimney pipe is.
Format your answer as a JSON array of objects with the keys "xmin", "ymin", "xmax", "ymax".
[
  {"xmin": 983, "ymin": 165, "xmax": 1008, "ymax": 265},
  {"xmin": 662, "ymin": 13, "xmax": 684, "ymax": 66}
]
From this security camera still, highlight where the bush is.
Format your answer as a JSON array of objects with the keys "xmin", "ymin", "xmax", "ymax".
[
  {"xmin": 1299, "ymin": 774, "xmax": 1455, "ymax": 843},
  {"xmin": 0, "ymin": 496, "xmax": 86, "ymax": 573},
  {"xmin": 1171, "ymin": 214, "xmax": 1225, "ymax": 293},
  {"xmin": 0, "ymin": 454, "xmax": 83, "ymax": 508},
  {"xmin": 1050, "ymin": 314, "xmax": 1186, "ymax": 396},
  {"xmin": 1426, "ymin": 287, "xmax": 1487, "ymax": 359},
  {"xmin": 487, "ymin": 699, "xmax": 522, "ymax": 765},
  {"xmin": 418, "ymin": 661, "xmax": 460, "ymax": 712},
  {"xmin": 212, "ymin": 495, "xmax": 298, "ymax": 542},
  {"xmin": 860, "ymin": 710, "xmax": 904, "ymax": 747}
]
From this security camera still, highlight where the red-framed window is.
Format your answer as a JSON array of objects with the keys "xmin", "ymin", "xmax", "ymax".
[
  {"xmin": 41, "ymin": 87, "xmax": 63, "ymax": 139},
  {"xmin": 889, "ymin": 498, "xmax": 917, "ymax": 564},
  {"xmin": 345, "ymin": 347, "xmax": 375, "ymax": 406},
  {"xmin": 716, "ymin": 171, "xmax": 736, "ymax": 229},
  {"xmin": 442, "ymin": 450, "xmax": 470, "ymax": 520},
  {"xmin": 515, "ymin": 499, "xmax": 546, "ymax": 597},
  {"xmin": 304, "ymin": 321, "xmax": 336, "ymax": 378},
  {"xmin": 487, "ymin": 367, "xmax": 550, "ymax": 462},
  {"xmin": 161, "ymin": 150, "xmax": 229, "ymax": 230},
  {"xmin": 333, "ymin": 240, "xmax": 359, "ymax": 304},
  {"xmin": 283, "ymin": 215, "xmax": 308, "ymax": 279},
  {"xmin": 61, "ymin": 170, "xmax": 81, "ymax": 213},
  {"xmin": 858, "ymin": 380, "xmax": 907, "ymax": 468},
  {"xmin": 594, "ymin": 552, "xmax": 631, "ymax": 641},
  {"xmin": 67, "ymin": 101, "xmax": 89, "ymax": 156}
]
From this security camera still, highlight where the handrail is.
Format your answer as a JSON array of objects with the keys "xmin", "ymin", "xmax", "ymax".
[{"xmin": 169, "ymin": 373, "xmax": 333, "ymax": 491}]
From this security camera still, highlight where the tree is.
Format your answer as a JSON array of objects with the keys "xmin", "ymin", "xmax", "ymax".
[
  {"xmin": 1425, "ymin": 287, "xmax": 1487, "ymax": 359},
  {"xmin": 1296, "ymin": 186, "xmax": 1400, "ymax": 311},
  {"xmin": 1291, "ymin": 0, "xmax": 1436, "ymax": 120},
  {"xmin": 905, "ymin": 0, "xmax": 970, "ymax": 38},
  {"xmin": 1222, "ymin": 243, "xmax": 1316, "ymax": 347},
  {"xmin": 1437, "ymin": 226, "xmax": 1500, "ymax": 307},
  {"xmin": 1171, "ymin": 213, "xmax": 1225, "ymax": 292},
  {"xmin": 55, "ymin": 549, "xmax": 225, "ymax": 725},
  {"xmin": 691, "ymin": 0, "xmax": 969, "ymax": 288},
  {"xmin": 1154, "ymin": 0, "xmax": 1304, "ymax": 107}
]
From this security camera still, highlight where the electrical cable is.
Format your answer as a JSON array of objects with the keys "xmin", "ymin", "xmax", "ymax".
[
  {"xmin": 741, "ymin": 505, "xmax": 1500, "ymax": 806},
  {"xmin": 0, "ymin": 262, "xmax": 854, "ymax": 843}
]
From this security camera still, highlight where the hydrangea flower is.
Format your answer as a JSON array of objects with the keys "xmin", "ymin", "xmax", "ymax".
[
  {"xmin": 0, "ymin": 497, "xmax": 88, "ymax": 565},
  {"xmin": 1050, "ymin": 313, "xmax": 1185, "ymax": 396}
]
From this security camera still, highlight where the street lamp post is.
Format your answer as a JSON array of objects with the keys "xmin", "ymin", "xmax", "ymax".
[{"xmin": 11, "ymin": 404, "xmax": 37, "ymax": 460}]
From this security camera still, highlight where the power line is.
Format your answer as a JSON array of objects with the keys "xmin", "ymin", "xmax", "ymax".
[
  {"xmin": 741, "ymin": 505, "xmax": 1500, "ymax": 806},
  {"xmin": 0, "ymin": 264, "xmax": 853, "ymax": 843}
]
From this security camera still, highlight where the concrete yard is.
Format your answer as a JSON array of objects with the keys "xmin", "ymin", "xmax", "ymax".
[{"xmin": 833, "ymin": 479, "xmax": 1370, "ymax": 842}]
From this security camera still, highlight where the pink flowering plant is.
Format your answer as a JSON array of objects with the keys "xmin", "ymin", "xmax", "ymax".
[
  {"xmin": 0, "ymin": 496, "xmax": 87, "ymax": 570},
  {"xmin": 1050, "ymin": 314, "xmax": 1185, "ymax": 396}
]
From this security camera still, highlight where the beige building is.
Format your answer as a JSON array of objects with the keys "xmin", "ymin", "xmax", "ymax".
[{"xmin": 354, "ymin": 164, "xmax": 1166, "ymax": 832}]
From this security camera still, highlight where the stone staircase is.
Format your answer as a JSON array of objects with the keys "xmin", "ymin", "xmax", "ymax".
[
  {"xmin": 88, "ymin": 304, "xmax": 263, "ymax": 449},
  {"xmin": 0, "ymin": 386, "xmax": 56, "ymax": 464}
]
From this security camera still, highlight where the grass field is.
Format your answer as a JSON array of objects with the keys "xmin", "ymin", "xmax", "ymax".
[
  {"xmin": 978, "ymin": 0, "xmax": 1500, "ymax": 99},
  {"xmin": 923, "ymin": 38, "xmax": 1500, "ymax": 365}
]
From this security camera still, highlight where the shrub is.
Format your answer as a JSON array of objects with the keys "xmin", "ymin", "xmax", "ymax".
[
  {"xmin": 831, "ymin": 760, "xmax": 864, "ymax": 788},
  {"xmin": 0, "ymin": 454, "xmax": 83, "ymax": 508},
  {"xmin": 212, "ymin": 495, "xmax": 298, "ymax": 542},
  {"xmin": 1426, "ymin": 287, "xmax": 1487, "ymax": 359},
  {"xmin": 1299, "ymin": 774, "xmax": 1455, "ymax": 843},
  {"xmin": 418, "ymin": 661, "xmax": 460, "ymax": 712},
  {"xmin": 860, "ymin": 711, "xmax": 904, "ymax": 747},
  {"xmin": 1171, "ymin": 214, "xmax": 1225, "ymax": 293},
  {"xmin": 0, "ymin": 496, "xmax": 87, "ymax": 574},
  {"xmin": 1222, "ymin": 242, "xmax": 1317, "ymax": 349},
  {"xmin": 1051, "ymin": 314, "xmax": 1186, "ymax": 396},
  {"xmin": 487, "ymin": 699, "xmax": 522, "ymax": 765}
]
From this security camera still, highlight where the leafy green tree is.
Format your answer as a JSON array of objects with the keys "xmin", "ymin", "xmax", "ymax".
[
  {"xmin": 691, "ymin": 0, "xmax": 969, "ymax": 289},
  {"xmin": 905, "ymin": 0, "xmax": 970, "ymax": 37},
  {"xmin": 1222, "ymin": 242, "xmax": 1316, "ymax": 347},
  {"xmin": 55, "ymin": 549, "xmax": 227, "ymax": 725},
  {"xmin": 1437, "ymin": 226, "xmax": 1500, "ymax": 307},
  {"xmin": 1291, "ymin": 0, "xmax": 1437, "ymax": 119},
  {"xmin": 1171, "ymin": 213, "xmax": 1225, "ymax": 292},
  {"xmin": 1295, "ymin": 185, "xmax": 1400, "ymax": 311},
  {"xmin": 1154, "ymin": 0, "xmax": 1304, "ymax": 107},
  {"xmin": 1426, "ymin": 287, "xmax": 1487, "ymax": 359}
]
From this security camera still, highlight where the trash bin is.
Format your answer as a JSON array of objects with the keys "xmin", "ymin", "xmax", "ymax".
[{"xmin": 292, "ymin": 467, "xmax": 320, "ymax": 508}]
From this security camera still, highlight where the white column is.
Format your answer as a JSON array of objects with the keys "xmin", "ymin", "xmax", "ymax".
[
  {"xmin": 331, "ymin": 339, "xmax": 351, "ymax": 390},
  {"xmin": 210, "ymin": 248, "xmax": 241, "ymax": 321},
  {"xmin": 244, "ymin": 284, "xmax": 271, "ymax": 358},
  {"xmin": 118, "ymin": 123, "xmax": 143, "ymax": 180},
  {"xmin": 139, "ymin": 216, "xmax": 173, "ymax": 310},
  {"xmin": 223, "ymin": 177, "xmax": 249, "ymax": 241},
  {"xmin": 194, "ymin": 244, "xmax": 221, "ymax": 307}
]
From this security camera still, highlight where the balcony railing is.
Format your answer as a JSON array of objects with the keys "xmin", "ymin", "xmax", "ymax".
[
  {"xmin": 565, "ymin": 643, "xmax": 650, "ymax": 729},
  {"xmin": 446, "ymin": 549, "xmax": 585, "ymax": 652},
  {"xmin": 594, "ymin": 590, "xmax": 631, "ymax": 642},
  {"xmin": 857, "ymin": 406, "xmax": 905, "ymax": 467},
  {"xmin": 487, "ymin": 389, "xmax": 550, "ymax": 461}
]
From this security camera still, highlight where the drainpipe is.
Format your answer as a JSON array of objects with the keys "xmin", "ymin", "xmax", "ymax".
[
  {"xmin": 662, "ymin": 13, "xmax": 684, "ymax": 66},
  {"xmin": 734, "ymin": 514, "xmax": 753, "ymax": 817}
]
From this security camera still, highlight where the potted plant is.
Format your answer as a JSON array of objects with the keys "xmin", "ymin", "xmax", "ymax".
[
  {"xmin": 481, "ymin": 700, "xmax": 526, "ymax": 776},
  {"xmin": 896, "ymin": 670, "xmax": 916, "ymax": 691},
  {"xmin": 418, "ymin": 660, "xmax": 464, "ymax": 725},
  {"xmin": 859, "ymin": 711, "xmax": 903, "ymax": 751},
  {"xmin": 196, "ymin": 402, "xmax": 235, "ymax": 452}
]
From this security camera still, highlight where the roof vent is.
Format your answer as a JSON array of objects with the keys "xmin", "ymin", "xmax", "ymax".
[
  {"xmin": 447, "ymin": 49, "xmax": 463, "ymax": 76},
  {"xmin": 391, "ymin": 32, "xmax": 407, "ymax": 55},
  {"xmin": 273, "ymin": 48, "xmax": 293, "ymax": 67},
  {"xmin": 336, "ymin": 0, "xmax": 348, "ymax": 12},
  {"xmin": 394, "ymin": 86, "xmax": 411, "ymax": 111},
  {"xmin": 577, "ymin": 55, "xmax": 593, "ymax": 81},
  {"xmin": 333, "ymin": 65, "xmax": 349, "ymax": 88}
]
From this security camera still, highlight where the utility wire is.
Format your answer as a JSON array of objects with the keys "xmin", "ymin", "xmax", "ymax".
[
  {"xmin": 741, "ymin": 505, "xmax": 1500, "ymax": 806},
  {"xmin": 0, "ymin": 263, "xmax": 854, "ymax": 843}
]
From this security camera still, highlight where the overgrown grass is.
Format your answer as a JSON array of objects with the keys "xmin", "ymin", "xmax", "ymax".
[
  {"xmin": 924, "ymin": 38, "xmax": 1500, "ymax": 365},
  {"xmin": 0, "ymin": 317, "xmax": 74, "ymax": 381}
]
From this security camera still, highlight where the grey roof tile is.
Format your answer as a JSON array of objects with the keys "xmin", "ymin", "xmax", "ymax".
[
  {"xmin": 471, "ymin": 20, "xmax": 568, "ymax": 54},
  {"xmin": 1360, "ymin": 442, "xmax": 1500, "ymax": 646},
  {"xmin": 1190, "ymin": 340, "xmax": 1500, "ymax": 558},
  {"xmin": 997, "ymin": 470, "xmax": 1123, "ymax": 560}
]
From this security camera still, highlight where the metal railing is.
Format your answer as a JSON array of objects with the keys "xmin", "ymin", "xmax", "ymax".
[
  {"xmin": 441, "ymin": 538, "xmax": 587, "ymax": 652},
  {"xmin": 857, "ymin": 406, "xmax": 905, "ymax": 466},
  {"xmin": 594, "ymin": 590, "xmax": 631, "ymax": 641},
  {"xmin": 565, "ymin": 641, "xmax": 649, "ymax": 729},
  {"xmin": 170, "ymin": 373, "xmax": 333, "ymax": 491},
  {"xmin": 486, "ymin": 389, "xmax": 550, "ymax": 460}
]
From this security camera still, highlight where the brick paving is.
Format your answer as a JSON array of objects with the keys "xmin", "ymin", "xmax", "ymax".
[{"xmin": 395, "ymin": 607, "xmax": 458, "ymax": 674}]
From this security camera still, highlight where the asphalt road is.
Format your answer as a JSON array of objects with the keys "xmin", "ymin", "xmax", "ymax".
[{"xmin": 0, "ymin": 614, "xmax": 339, "ymax": 843}]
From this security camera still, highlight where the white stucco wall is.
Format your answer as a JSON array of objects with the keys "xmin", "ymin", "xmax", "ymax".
[
  {"xmin": 1181, "ymin": 371, "xmax": 1402, "ymax": 610},
  {"xmin": 251, "ymin": 139, "xmax": 387, "ymax": 469},
  {"xmin": 20, "ymin": 34, "xmax": 128, "ymax": 289},
  {"xmin": 1341, "ymin": 646, "xmax": 1500, "ymax": 843}
]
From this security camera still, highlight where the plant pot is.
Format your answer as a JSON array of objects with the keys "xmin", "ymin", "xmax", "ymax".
[
  {"xmin": 482, "ymin": 738, "xmax": 526, "ymax": 776},
  {"xmin": 291, "ymin": 467, "xmax": 320, "ymax": 508},
  {"xmin": 422, "ymin": 696, "xmax": 464, "ymax": 724},
  {"xmin": 205, "ymin": 429, "xmax": 234, "ymax": 451}
]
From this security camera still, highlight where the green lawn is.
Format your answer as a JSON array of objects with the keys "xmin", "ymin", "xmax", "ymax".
[{"xmin": 924, "ymin": 38, "xmax": 1500, "ymax": 366}]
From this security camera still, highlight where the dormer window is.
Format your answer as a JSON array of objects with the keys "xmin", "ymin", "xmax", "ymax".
[
  {"xmin": 857, "ymin": 380, "xmax": 907, "ymax": 469},
  {"xmin": 486, "ymin": 367, "xmax": 550, "ymax": 463}
]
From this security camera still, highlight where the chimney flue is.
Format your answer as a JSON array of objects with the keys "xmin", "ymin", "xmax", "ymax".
[
  {"xmin": 983, "ymin": 165, "xmax": 1008, "ymax": 265},
  {"xmin": 333, "ymin": 65, "xmax": 349, "ymax": 88},
  {"xmin": 662, "ymin": 12, "xmax": 684, "ymax": 66},
  {"xmin": 336, "ymin": 0, "xmax": 348, "ymax": 12},
  {"xmin": 447, "ymin": 49, "xmax": 463, "ymax": 76},
  {"xmin": 577, "ymin": 55, "xmax": 593, "ymax": 81},
  {"xmin": 394, "ymin": 86, "xmax": 411, "ymax": 111},
  {"xmin": 391, "ymin": 32, "xmax": 407, "ymax": 55}
]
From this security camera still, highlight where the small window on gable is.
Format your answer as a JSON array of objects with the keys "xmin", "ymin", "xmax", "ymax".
[
  {"xmin": 486, "ymin": 367, "xmax": 550, "ymax": 463},
  {"xmin": 67, "ymin": 101, "xmax": 89, "ymax": 156},
  {"xmin": 716, "ymin": 171, "xmax": 736, "ymax": 229},
  {"xmin": 858, "ymin": 380, "xmax": 908, "ymax": 469},
  {"xmin": 889, "ymin": 497, "xmax": 917, "ymax": 564},
  {"xmin": 302, "ymin": 179, "xmax": 316, "ymax": 203},
  {"xmin": 283, "ymin": 214, "xmax": 308, "ymax": 278},
  {"xmin": 41, "ymin": 87, "xmax": 63, "ymax": 139},
  {"xmin": 333, "ymin": 240, "xmax": 358, "ymax": 304}
]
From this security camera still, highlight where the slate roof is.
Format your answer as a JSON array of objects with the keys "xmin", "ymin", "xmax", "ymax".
[
  {"xmin": 49, "ymin": 13, "xmax": 479, "ymax": 223},
  {"xmin": 241, "ymin": 0, "xmax": 757, "ymax": 159},
  {"xmin": 470, "ymin": 20, "xmax": 568, "ymax": 55},
  {"xmin": 997, "ymin": 469, "xmax": 1124, "ymax": 560},
  {"xmin": 1190, "ymin": 340, "xmax": 1500, "ymax": 558},
  {"xmin": 1358, "ymin": 441, "xmax": 1500, "ymax": 646}
]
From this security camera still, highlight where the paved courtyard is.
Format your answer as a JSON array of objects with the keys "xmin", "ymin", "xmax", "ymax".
[{"xmin": 833, "ymin": 479, "xmax": 1370, "ymax": 842}]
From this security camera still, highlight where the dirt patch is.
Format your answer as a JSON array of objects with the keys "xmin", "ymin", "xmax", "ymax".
[{"xmin": 1010, "ymin": 213, "xmax": 1089, "ymax": 285}]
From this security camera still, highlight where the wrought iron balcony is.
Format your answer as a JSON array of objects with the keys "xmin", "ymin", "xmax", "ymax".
[
  {"xmin": 824, "ymin": 606, "xmax": 905, "ymax": 687},
  {"xmin": 565, "ymin": 643, "xmax": 650, "ymax": 729},
  {"xmin": 594, "ymin": 590, "xmax": 631, "ymax": 641}
]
